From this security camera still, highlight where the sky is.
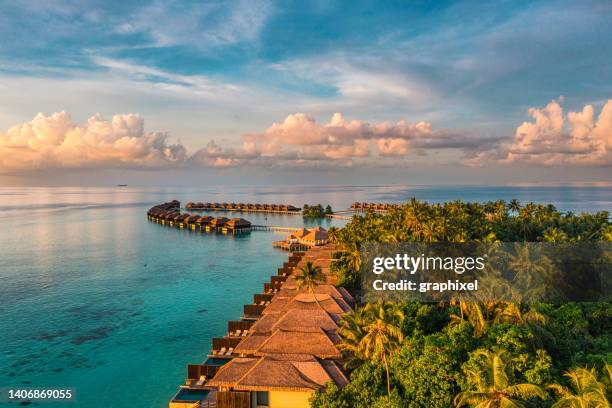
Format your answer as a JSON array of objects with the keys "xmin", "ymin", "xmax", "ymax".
[{"xmin": 0, "ymin": 0, "xmax": 611, "ymax": 186}]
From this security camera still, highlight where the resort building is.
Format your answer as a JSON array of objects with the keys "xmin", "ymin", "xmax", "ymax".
[
  {"xmin": 350, "ymin": 202, "xmax": 400, "ymax": 212},
  {"xmin": 223, "ymin": 218, "xmax": 252, "ymax": 233},
  {"xmin": 207, "ymin": 354, "xmax": 347, "ymax": 408},
  {"xmin": 184, "ymin": 201, "xmax": 301, "ymax": 214},
  {"xmin": 170, "ymin": 244, "xmax": 350, "ymax": 408},
  {"xmin": 273, "ymin": 227, "xmax": 329, "ymax": 251}
]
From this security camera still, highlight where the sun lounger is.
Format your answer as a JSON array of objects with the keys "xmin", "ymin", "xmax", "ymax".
[
  {"xmin": 217, "ymin": 347, "xmax": 226, "ymax": 355},
  {"xmin": 226, "ymin": 347, "xmax": 234, "ymax": 356},
  {"xmin": 234, "ymin": 329, "xmax": 241, "ymax": 337},
  {"xmin": 242, "ymin": 330, "xmax": 248, "ymax": 336},
  {"xmin": 196, "ymin": 375, "xmax": 206, "ymax": 386}
]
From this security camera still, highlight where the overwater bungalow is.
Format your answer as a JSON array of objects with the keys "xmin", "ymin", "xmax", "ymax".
[
  {"xmin": 223, "ymin": 218, "xmax": 252, "ymax": 233},
  {"xmin": 186, "ymin": 215, "xmax": 200, "ymax": 229},
  {"xmin": 195, "ymin": 215, "xmax": 213, "ymax": 227},
  {"xmin": 167, "ymin": 245, "xmax": 350, "ymax": 408},
  {"xmin": 209, "ymin": 217, "xmax": 229, "ymax": 230},
  {"xmin": 186, "ymin": 202, "xmax": 195, "ymax": 209}
]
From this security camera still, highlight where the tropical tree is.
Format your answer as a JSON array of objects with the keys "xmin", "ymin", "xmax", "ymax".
[
  {"xmin": 338, "ymin": 301, "xmax": 405, "ymax": 399},
  {"xmin": 295, "ymin": 261, "xmax": 326, "ymax": 308},
  {"xmin": 548, "ymin": 366, "xmax": 610, "ymax": 408},
  {"xmin": 327, "ymin": 226, "xmax": 340, "ymax": 244},
  {"xmin": 454, "ymin": 349, "xmax": 546, "ymax": 407},
  {"xmin": 493, "ymin": 302, "xmax": 553, "ymax": 348},
  {"xmin": 509, "ymin": 199, "xmax": 522, "ymax": 214}
]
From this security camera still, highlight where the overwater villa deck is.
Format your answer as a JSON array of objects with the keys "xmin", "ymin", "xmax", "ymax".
[
  {"xmin": 185, "ymin": 201, "xmax": 302, "ymax": 215},
  {"xmin": 148, "ymin": 202, "xmax": 253, "ymax": 234},
  {"xmin": 273, "ymin": 226, "xmax": 329, "ymax": 250},
  {"xmin": 350, "ymin": 201, "xmax": 400, "ymax": 212},
  {"xmin": 168, "ymin": 244, "xmax": 350, "ymax": 408}
]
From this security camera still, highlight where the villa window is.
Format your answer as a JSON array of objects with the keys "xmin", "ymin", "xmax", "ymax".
[{"xmin": 256, "ymin": 391, "xmax": 269, "ymax": 406}]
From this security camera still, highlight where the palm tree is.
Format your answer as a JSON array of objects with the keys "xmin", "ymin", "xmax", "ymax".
[
  {"xmin": 338, "ymin": 301, "xmax": 404, "ymax": 399},
  {"xmin": 454, "ymin": 349, "xmax": 546, "ymax": 407},
  {"xmin": 494, "ymin": 302, "xmax": 554, "ymax": 348},
  {"xmin": 327, "ymin": 226, "xmax": 340, "ymax": 244},
  {"xmin": 295, "ymin": 261, "xmax": 326, "ymax": 309},
  {"xmin": 548, "ymin": 366, "xmax": 610, "ymax": 408},
  {"xmin": 509, "ymin": 199, "xmax": 521, "ymax": 214}
]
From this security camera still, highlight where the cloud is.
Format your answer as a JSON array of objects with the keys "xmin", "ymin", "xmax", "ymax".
[
  {"xmin": 4, "ymin": 100, "xmax": 609, "ymax": 174},
  {"xmin": 118, "ymin": 0, "xmax": 273, "ymax": 49},
  {"xmin": 191, "ymin": 112, "xmax": 497, "ymax": 167},
  {"xmin": 0, "ymin": 111, "xmax": 186, "ymax": 172},
  {"xmin": 504, "ymin": 98, "xmax": 612, "ymax": 165},
  {"xmin": 91, "ymin": 57, "xmax": 242, "ymax": 95}
]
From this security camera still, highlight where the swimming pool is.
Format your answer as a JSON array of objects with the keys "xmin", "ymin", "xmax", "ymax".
[
  {"xmin": 204, "ymin": 357, "xmax": 231, "ymax": 366},
  {"xmin": 171, "ymin": 387, "xmax": 210, "ymax": 402}
]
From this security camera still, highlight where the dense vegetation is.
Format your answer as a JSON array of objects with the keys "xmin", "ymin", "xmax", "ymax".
[
  {"xmin": 303, "ymin": 204, "xmax": 334, "ymax": 218},
  {"xmin": 314, "ymin": 199, "xmax": 611, "ymax": 407}
]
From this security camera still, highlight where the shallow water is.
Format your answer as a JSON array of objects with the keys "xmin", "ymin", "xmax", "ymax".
[{"xmin": 0, "ymin": 185, "xmax": 610, "ymax": 408}]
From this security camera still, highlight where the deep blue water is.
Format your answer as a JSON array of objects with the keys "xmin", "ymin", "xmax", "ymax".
[{"xmin": 0, "ymin": 185, "xmax": 610, "ymax": 408}]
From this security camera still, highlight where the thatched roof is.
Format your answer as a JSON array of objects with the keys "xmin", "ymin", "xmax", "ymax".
[
  {"xmin": 250, "ymin": 308, "xmax": 339, "ymax": 334},
  {"xmin": 210, "ymin": 217, "xmax": 229, "ymax": 226},
  {"xmin": 275, "ymin": 284, "xmax": 353, "ymax": 305},
  {"xmin": 262, "ymin": 293, "xmax": 351, "ymax": 318},
  {"xmin": 234, "ymin": 333, "xmax": 270, "ymax": 354},
  {"xmin": 196, "ymin": 215, "xmax": 213, "ymax": 224},
  {"xmin": 301, "ymin": 227, "xmax": 328, "ymax": 243},
  {"xmin": 225, "ymin": 218, "xmax": 251, "ymax": 228},
  {"xmin": 187, "ymin": 215, "xmax": 200, "ymax": 223},
  {"xmin": 207, "ymin": 355, "xmax": 347, "ymax": 392}
]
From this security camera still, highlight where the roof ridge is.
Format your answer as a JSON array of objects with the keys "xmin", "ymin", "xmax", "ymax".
[
  {"xmin": 235, "ymin": 356, "xmax": 266, "ymax": 385},
  {"xmin": 254, "ymin": 328, "xmax": 280, "ymax": 353},
  {"xmin": 288, "ymin": 359, "xmax": 328, "ymax": 388}
]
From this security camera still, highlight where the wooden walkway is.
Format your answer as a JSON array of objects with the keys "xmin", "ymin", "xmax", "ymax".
[
  {"xmin": 185, "ymin": 207, "xmax": 302, "ymax": 215},
  {"xmin": 252, "ymin": 225, "xmax": 301, "ymax": 232}
]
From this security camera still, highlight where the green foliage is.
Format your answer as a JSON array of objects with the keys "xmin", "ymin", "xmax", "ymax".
[
  {"xmin": 311, "ymin": 363, "xmax": 388, "ymax": 408},
  {"xmin": 392, "ymin": 336, "xmax": 460, "ymax": 407},
  {"xmin": 302, "ymin": 204, "xmax": 327, "ymax": 218},
  {"xmin": 455, "ymin": 349, "xmax": 546, "ymax": 407},
  {"xmin": 316, "ymin": 198, "xmax": 611, "ymax": 408}
]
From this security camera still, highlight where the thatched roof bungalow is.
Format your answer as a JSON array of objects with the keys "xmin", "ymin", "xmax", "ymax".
[
  {"xmin": 186, "ymin": 215, "xmax": 200, "ymax": 224},
  {"xmin": 196, "ymin": 215, "xmax": 213, "ymax": 225},
  {"xmin": 207, "ymin": 354, "xmax": 347, "ymax": 403},
  {"xmin": 224, "ymin": 218, "xmax": 252, "ymax": 231},
  {"xmin": 210, "ymin": 217, "xmax": 229, "ymax": 228},
  {"xmin": 300, "ymin": 227, "xmax": 328, "ymax": 246}
]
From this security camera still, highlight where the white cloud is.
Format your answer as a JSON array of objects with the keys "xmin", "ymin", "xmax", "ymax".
[
  {"xmin": 0, "ymin": 111, "xmax": 186, "ymax": 172},
  {"xmin": 505, "ymin": 98, "xmax": 612, "ymax": 165},
  {"xmin": 119, "ymin": 0, "xmax": 273, "ymax": 49}
]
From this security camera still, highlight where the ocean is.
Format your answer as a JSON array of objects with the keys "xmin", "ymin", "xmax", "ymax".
[{"xmin": 0, "ymin": 185, "xmax": 610, "ymax": 408}]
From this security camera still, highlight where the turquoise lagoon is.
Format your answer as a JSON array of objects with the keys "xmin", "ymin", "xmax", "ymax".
[{"xmin": 1, "ymin": 185, "xmax": 610, "ymax": 408}]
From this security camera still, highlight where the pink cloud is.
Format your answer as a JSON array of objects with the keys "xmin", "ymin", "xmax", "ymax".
[{"xmin": 202, "ymin": 112, "xmax": 480, "ymax": 166}]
